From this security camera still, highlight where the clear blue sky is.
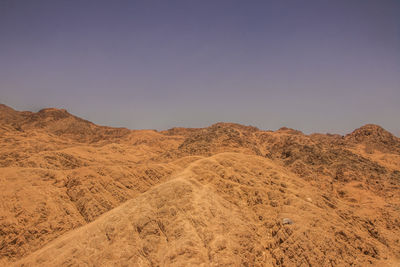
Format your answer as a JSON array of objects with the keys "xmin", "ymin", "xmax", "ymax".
[{"xmin": 1, "ymin": 0, "xmax": 399, "ymax": 135}]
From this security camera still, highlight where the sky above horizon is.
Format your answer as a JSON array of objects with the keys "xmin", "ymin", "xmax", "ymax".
[{"xmin": 1, "ymin": 0, "xmax": 399, "ymax": 135}]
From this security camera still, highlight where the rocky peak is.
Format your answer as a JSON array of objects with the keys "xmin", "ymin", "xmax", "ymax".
[{"xmin": 346, "ymin": 124, "xmax": 397, "ymax": 145}]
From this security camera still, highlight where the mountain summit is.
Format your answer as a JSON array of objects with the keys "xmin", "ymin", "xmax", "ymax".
[{"xmin": 346, "ymin": 124, "xmax": 400, "ymax": 153}]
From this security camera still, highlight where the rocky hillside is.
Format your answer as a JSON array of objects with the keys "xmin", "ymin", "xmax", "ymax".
[{"xmin": 1, "ymin": 104, "xmax": 399, "ymax": 266}]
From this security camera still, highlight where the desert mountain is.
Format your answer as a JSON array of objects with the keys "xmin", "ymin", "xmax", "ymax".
[{"xmin": 0, "ymin": 104, "xmax": 399, "ymax": 266}]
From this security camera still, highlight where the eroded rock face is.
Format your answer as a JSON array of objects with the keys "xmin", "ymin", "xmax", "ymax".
[{"xmin": 1, "ymin": 104, "xmax": 400, "ymax": 266}]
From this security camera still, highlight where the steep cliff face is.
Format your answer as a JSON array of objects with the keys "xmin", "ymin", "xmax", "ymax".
[{"xmin": 1, "ymin": 104, "xmax": 399, "ymax": 266}]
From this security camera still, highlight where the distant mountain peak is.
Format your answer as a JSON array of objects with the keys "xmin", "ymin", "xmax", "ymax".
[
  {"xmin": 38, "ymin": 107, "xmax": 68, "ymax": 113},
  {"xmin": 0, "ymin": 103, "xmax": 17, "ymax": 113},
  {"xmin": 348, "ymin": 124, "xmax": 390, "ymax": 138},
  {"xmin": 35, "ymin": 107, "xmax": 72, "ymax": 120},
  {"xmin": 345, "ymin": 124, "xmax": 399, "ymax": 148}
]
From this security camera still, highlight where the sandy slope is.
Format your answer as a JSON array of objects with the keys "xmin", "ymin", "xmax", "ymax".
[{"xmin": 1, "ymin": 104, "xmax": 400, "ymax": 266}]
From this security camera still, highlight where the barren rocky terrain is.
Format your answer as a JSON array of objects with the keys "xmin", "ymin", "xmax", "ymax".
[{"xmin": 1, "ymin": 104, "xmax": 399, "ymax": 266}]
